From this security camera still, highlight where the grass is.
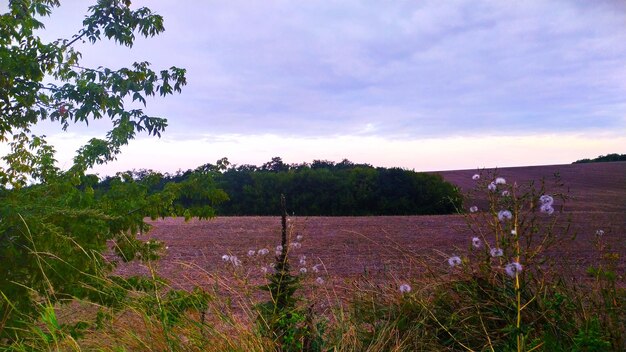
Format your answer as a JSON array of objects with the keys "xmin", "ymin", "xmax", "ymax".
[{"xmin": 2, "ymin": 172, "xmax": 625, "ymax": 351}]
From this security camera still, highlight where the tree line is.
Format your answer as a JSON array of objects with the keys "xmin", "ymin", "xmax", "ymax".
[
  {"xmin": 95, "ymin": 157, "xmax": 463, "ymax": 216},
  {"xmin": 573, "ymin": 153, "xmax": 626, "ymax": 164}
]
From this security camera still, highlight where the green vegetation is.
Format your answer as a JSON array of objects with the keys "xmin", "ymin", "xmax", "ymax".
[
  {"xmin": 102, "ymin": 157, "xmax": 463, "ymax": 216},
  {"xmin": 573, "ymin": 153, "xmax": 626, "ymax": 164},
  {"xmin": 1, "ymin": 1, "xmax": 624, "ymax": 351},
  {"xmin": 0, "ymin": 0, "xmax": 224, "ymax": 342}
]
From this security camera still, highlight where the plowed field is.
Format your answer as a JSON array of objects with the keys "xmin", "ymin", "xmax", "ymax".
[{"xmin": 118, "ymin": 162, "xmax": 626, "ymax": 290}]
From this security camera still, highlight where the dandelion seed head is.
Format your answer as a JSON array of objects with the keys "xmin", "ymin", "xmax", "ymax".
[
  {"xmin": 247, "ymin": 250, "xmax": 255, "ymax": 257},
  {"xmin": 221, "ymin": 254, "xmax": 230, "ymax": 262},
  {"xmin": 495, "ymin": 177, "xmax": 506, "ymax": 185},
  {"xmin": 472, "ymin": 174, "xmax": 480, "ymax": 180},
  {"xmin": 540, "ymin": 203, "xmax": 554, "ymax": 215},
  {"xmin": 498, "ymin": 210, "xmax": 513, "ymax": 221},
  {"xmin": 299, "ymin": 267, "xmax": 307, "ymax": 274},
  {"xmin": 316, "ymin": 277, "xmax": 325, "ymax": 285},
  {"xmin": 488, "ymin": 182, "xmax": 497, "ymax": 192},
  {"xmin": 490, "ymin": 248, "xmax": 504, "ymax": 257},
  {"xmin": 469, "ymin": 205, "xmax": 478, "ymax": 213},
  {"xmin": 539, "ymin": 194, "xmax": 554, "ymax": 205},
  {"xmin": 399, "ymin": 284, "xmax": 411, "ymax": 293},
  {"xmin": 448, "ymin": 256, "xmax": 462, "ymax": 267},
  {"xmin": 501, "ymin": 190, "xmax": 510, "ymax": 197},
  {"xmin": 505, "ymin": 262, "xmax": 523, "ymax": 277},
  {"xmin": 472, "ymin": 237, "xmax": 482, "ymax": 248}
]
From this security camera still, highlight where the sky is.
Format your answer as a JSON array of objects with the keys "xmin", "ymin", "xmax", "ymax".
[{"xmin": 9, "ymin": 1, "xmax": 626, "ymax": 174}]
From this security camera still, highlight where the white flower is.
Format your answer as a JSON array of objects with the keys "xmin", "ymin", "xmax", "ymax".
[
  {"xmin": 596, "ymin": 229, "xmax": 605, "ymax": 236},
  {"xmin": 539, "ymin": 194, "xmax": 554, "ymax": 205},
  {"xmin": 501, "ymin": 190, "xmax": 510, "ymax": 197},
  {"xmin": 290, "ymin": 242, "xmax": 301, "ymax": 249},
  {"xmin": 312, "ymin": 264, "xmax": 321, "ymax": 273},
  {"xmin": 258, "ymin": 248, "xmax": 269, "ymax": 256},
  {"xmin": 488, "ymin": 182, "xmax": 497, "ymax": 192},
  {"xmin": 472, "ymin": 174, "xmax": 480, "ymax": 180},
  {"xmin": 399, "ymin": 284, "xmax": 411, "ymax": 293},
  {"xmin": 275, "ymin": 245, "xmax": 283, "ymax": 252},
  {"xmin": 299, "ymin": 267, "xmax": 307, "ymax": 274},
  {"xmin": 299, "ymin": 258, "xmax": 306, "ymax": 266},
  {"xmin": 448, "ymin": 256, "xmax": 462, "ymax": 267},
  {"xmin": 221, "ymin": 254, "xmax": 230, "ymax": 262},
  {"xmin": 495, "ymin": 177, "xmax": 506, "ymax": 185},
  {"xmin": 165, "ymin": 246, "xmax": 169, "ymax": 250},
  {"xmin": 229, "ymin": 256, "xmax": 241, "ymax": 266},
  {"xmin": 247, "ymin": 250, "xmax": 256, "ymax": 257},
  {"xmin": 490, "ymin": 248, "xmax": 504, "ymax": 257},
  {"xmin": 296, "ymin": 234, "xmax": 303, "ymax": 241},
  {"xmin": 316, "ymin": 277, "xmax": 325, "ymax": 285},
  {"xmin": 469, "ymin": 205, "xmax": 478, "ymax": 213},
  {"xmin": 540, "ymin": 204, "xmax": 554, "ymax": 215},
  {"xmin": 505, "ymin": 262, "xmax": 523, "ymax": 277},
  {"xmin": 498, "ymin": 210, "xmax": 513, "ymax": 221},
  {"xmin": 472, "ymin": 237, "xmax": 482, "ymax": 248},
  {"xmin": 510, "ymin": 229, "xmax": 517, "ymax": 236}
]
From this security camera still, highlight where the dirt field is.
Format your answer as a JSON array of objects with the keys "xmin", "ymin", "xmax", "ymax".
[{"xmin": 120, "ymin": 162, "xmax": 626, "ymax": 290}]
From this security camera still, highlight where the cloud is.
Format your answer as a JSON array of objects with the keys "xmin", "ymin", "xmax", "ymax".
[{"xmin": 29, "ymin": 0, "xmax": 626, "ymax": 142}]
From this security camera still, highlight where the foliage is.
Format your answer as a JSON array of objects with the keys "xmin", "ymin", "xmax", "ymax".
[
  {"xmin": 573, "ymin": 153, "xmax": 626, "ymax": 164},
  {"xmin": 0, "ymin": 0, "xmax": 225, "ymax": 342},
  {"xmin": 112, "ymin": 157, "xmax": 463, "ymax": 216}
]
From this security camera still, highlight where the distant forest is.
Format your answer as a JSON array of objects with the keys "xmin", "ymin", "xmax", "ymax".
[
  {"xmin": 94, "ymin": 157, "xmax": 463, "ymax": 216},
  {"xmin": 573, "ymin": 153, "xmax": 626, "ymax": 164}
]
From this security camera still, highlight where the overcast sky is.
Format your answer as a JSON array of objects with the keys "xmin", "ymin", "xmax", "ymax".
[{"xmin": 15, "ymin": 1, "xmax": 626, "ymax": 174}]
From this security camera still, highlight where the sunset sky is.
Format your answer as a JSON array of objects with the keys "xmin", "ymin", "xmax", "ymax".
[{"xmin": 20, "ymin": 1, "xmax": 626, "ymax": 174}]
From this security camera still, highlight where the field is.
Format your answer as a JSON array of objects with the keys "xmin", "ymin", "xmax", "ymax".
[{"xmin": 121, "ymin": 161, "xmax": 626, "ymax": 290}]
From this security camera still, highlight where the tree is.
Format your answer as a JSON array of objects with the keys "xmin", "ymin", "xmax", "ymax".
[{"xmin": 0, "ymin": 0, "xmax": 223, "ymax": 340}]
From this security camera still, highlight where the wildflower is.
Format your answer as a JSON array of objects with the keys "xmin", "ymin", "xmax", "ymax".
[
  {"xmin": 260, "ymin": 266, "xmax": 268, "ymax": 274},
  {"xmin": 165, "ymin": 246, "xmax": 169, "ymax": 250},
  {"xmin": 229, "ymin": 256, "xmax": 241, "ymax": 266},
  {"xmin": 540, "ymin": 203, "xmax": 554, "ymax": 215},
  {"xmin": 299, "ymin": 258, "xmax": 306, "ymax": 266},
  {"xmin": 539, "ymin": 194, "xmax": 554, "ymax": 205},
  {"xmin": 290, "ymin": 242, "xmax": 302, "ymax": 249},
  {"xmin": 247, "ymin": 249, "xmax": 256, "ymax": 257},
  {"xmin": 510, "ymin": 229, "xmax": 517, "ymax": 236},
  {"xmin": 472, "ymin": 174, "xmax": 480, "ymax": 180},
  {"xmin": 299, "ymin": 267, "xmax": 307, "ymax": 274},
  {"xmin": 448, "ymin": 256, "xmax": 462, "ymax": 267},
  {"xmin": 490, "ymin": 248, "xmax": 503, "ymax": 257},
  {"xmin": 258, "ymin": 248, "xmax": 269, "ymax": 256},
  {"xmin": 488, "ymin": 182, "xmax": 497, "ymax": 192},
  {"xmin": 472, "ymin": 237, "xmax": 482, "ymax": 248},
  {"xmin": 495, "ymin": 177, "xmax": 506, "ymax": 185},
  {"xmin": 312, "ymin": 264, "xmax": 321, "ymax": 273},
  {"xmin": 505, "ymin": 262, "xmax": 523, "ymax": 277},
  {"xmin": 316, "ymin": 277, "xmax": 325, "ymax": 285},
  {"xmin": 399, "ymin": 284, "xmax": 411, "ymax": 293},
  {"xmin": 221, "ymin": 254, "xmax": 230, "ymax": 262},
  {"xmin": 498, "ymin": 210, "xmax": 513, "ymax": 221},
  {"xmin": 296, "ymin": 234, "xmax": 303, "ymax": 241},
  {"xmin": 501, "ymin": 190, "xmax": 510, "ymax": 197},
  {"xmin": 275, "ymin": 245, "xmax": 283, "ymax": 252},
  {"xmin": 469, "ymin": 205, "xmax": 478, "ymax": 213},
  {"xmin": 596, "ymin": 229, "xmax": 605, "ymax": 236}
]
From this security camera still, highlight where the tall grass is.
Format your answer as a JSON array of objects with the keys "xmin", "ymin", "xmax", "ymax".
[{"xmin": 2, "ymin": 173, "xmax": 624, "ymax": 351}]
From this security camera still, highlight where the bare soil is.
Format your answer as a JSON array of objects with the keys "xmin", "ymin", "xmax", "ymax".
[{"xmin": 117, "ymin": 162, "xmax": 626, "ymax": 290}]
